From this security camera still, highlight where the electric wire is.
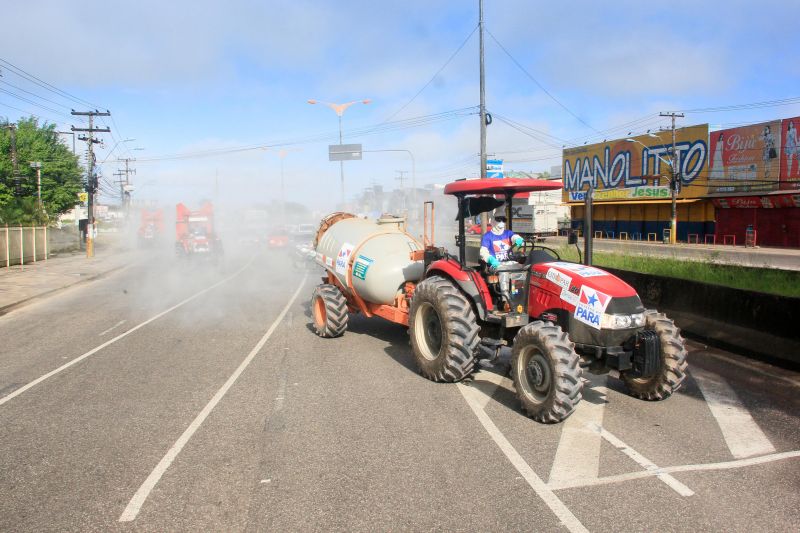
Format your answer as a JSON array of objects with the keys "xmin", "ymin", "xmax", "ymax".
[
  {"xmin": 486, "ymin": 28, "xmax": 598, "ymax": 133},
  {"xmin": 0, "ymin": 58, "xmax": 100, "ymax": 109},
  {"xmin": 381, "ymin": 24, "xmax": 478, "ymax": 124}
]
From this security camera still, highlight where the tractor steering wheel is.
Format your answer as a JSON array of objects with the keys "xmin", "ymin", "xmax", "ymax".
[{"xmin": 512, "ymin": 236, "xmax": 561, "ymax": 263}]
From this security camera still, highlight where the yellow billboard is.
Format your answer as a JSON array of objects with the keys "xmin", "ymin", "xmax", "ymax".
[{"xmin": 562, "ymin": 124, "xmax": 710, "ymax": 202}]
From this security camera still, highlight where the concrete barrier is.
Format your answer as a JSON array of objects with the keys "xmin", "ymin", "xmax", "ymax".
[{"xmin": 606, "ymin": 267, "xmax": 800, "ymax": 365}]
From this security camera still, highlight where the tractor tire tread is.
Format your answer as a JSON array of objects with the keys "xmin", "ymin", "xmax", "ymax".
[
  {"xmin": 511, "ymin": 321, "xmax": 583, "ymax": 423},
  {"xmin": 311, "ymin": 284, "xmax": 348, "ymax": 338},
  {"xmin": 623, "ymin": 310, "xmax": 688, "ymax": 401},
  {"xmin": 409, "ymin": 276, "xmax": 480, "ymax": 383}
]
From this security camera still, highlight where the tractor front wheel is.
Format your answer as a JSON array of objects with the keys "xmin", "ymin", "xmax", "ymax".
[
  {"xmin": 511, "ymin": 322, "xmax": 582, "ymax": 423},
  {"xmin": 623, "ymin": 310, "xmax": 688, "ymax": 400},
  {"xmin": 409, "ymin": 276, "xmax": 480, "ymax": 382},
  {"xmin": 311, "ymin": 284, "xmax": 348, "ymax": 338}
]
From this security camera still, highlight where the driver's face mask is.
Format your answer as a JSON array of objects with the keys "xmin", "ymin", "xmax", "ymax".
[{"xmin": 493, "ymin": 221, "xmax": 506, "ymax": 232}]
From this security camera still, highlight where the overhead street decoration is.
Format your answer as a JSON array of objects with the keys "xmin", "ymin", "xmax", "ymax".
[{"xmin": 329, "ymin": 143, "xmax": 362, "ymax": 161}]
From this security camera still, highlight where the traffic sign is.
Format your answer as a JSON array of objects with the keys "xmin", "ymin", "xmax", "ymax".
[
  {"xmin": 487, "ymin": 159, "xmax": 504, "ymax": 178},
  {"xmin": 329, "ymin": 144, "xmax": 363, "ymax": 161}
]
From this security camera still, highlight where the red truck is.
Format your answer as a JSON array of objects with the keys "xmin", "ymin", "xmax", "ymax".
[
  {"xmin": 138, "ymin": 209, "xmax": 164, "ymax": 247},
  {"xmin": 175, "ymin": 202, "xmax": 223, "ymax": 261}
]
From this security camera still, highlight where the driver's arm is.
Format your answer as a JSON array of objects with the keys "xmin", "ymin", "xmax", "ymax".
[
  {"xmin": 479, "ymin": 233, "xmax": 492, "ymax": 262},
  {"xmin": 510, "ymin": 232, "xmax": 525, "ymax": 247}
]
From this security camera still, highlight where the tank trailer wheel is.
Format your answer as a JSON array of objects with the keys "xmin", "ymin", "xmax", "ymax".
[
  {"xmin": 623, "ymin": 310, "xmax": 688, "ymax": 401},
  {"xmin": 511, "ymin": 322, "xmax": 582, "ymax": 423},
  {"xmin": 409, "ymin": 276, "xmax": 480, "ymax": 382},
  {"xmin": 311, "ymin": 284, "xmax": 349, "ymax": 338}
]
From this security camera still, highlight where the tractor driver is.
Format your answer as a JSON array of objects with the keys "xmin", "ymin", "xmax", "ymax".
[{"xmin": 479, "ymin": 214, "xmax": 525, "ymax": 270}]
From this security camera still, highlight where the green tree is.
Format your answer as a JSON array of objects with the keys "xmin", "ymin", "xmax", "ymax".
[{"xmin": 0, "ymin": 116, "xmax": 83, "ymax": 224}]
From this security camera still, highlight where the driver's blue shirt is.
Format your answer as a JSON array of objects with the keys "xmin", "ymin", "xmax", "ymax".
[{"xmin": 481, "ymin": 230, "xmax": 516, "ymax": 261}]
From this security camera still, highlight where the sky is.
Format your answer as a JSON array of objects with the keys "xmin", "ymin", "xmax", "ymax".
[{"xmin": 1, "ymin": 0, "xmax": 799, "ymax": 213}]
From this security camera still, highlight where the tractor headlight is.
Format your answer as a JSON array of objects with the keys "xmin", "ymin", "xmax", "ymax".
[{"xmin": 601, "ymin": 312, "xmax": 645, "ymax": 330}]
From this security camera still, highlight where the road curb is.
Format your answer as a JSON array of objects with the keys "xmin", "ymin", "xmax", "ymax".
[{"xmin": 0, "ymin": 263, "xmax": 131, "ymax": 317}]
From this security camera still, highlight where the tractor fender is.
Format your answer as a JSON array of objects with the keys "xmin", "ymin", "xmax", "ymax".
[{"xmin": 426, "ymin": 259, "xmax": 493, "ymax": 321}]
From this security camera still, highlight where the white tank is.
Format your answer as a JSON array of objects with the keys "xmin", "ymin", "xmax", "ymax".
[{"xmin": 315, "ymin": 214, "xmax": 424, "ymax": 305}]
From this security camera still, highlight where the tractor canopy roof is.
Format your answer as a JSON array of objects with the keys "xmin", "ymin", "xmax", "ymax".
[{"xmin": 443, "ymin": 178, "xmax": 562, "ymax": 196}]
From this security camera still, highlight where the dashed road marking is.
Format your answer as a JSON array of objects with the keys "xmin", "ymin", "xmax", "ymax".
[
  {"xmin": 118, "ymin": 274, "xmax": 307, "ymax": 522},
  {"xmin": 0, "ymin": 257, "xmax": 256, "ymax": 408},
  {"xmin": 458, "ymin": 382, "xmax": 590, "ymax": 533},
  {"xmin": 549, "ymin": 375, "xmax": 608, "ymax": 487},
  {"xmin": 588, "ymin": 422, "xmax": 695, "ymax": 497},
  {"xmin": 692, "ymin": 367, "xmax": 776, "ymax": 459},
  {"xmin": 98, "ymin": 320, "xmax": 126, "ymax": 336}
]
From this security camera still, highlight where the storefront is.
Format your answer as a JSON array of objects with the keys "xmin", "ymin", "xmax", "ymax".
[
  {"xmin": 570, "ymin": 199, "xmax": 716, "ymax": 242},
  {"xmin": 710, "ymin": 192, "xmax": 800, "ymax": 247}
]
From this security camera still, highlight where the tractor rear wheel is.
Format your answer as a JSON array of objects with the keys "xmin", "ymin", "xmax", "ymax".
[
  {"xmin": 623, "ymin": 310, "xmax": 688, "ymax": 400},
  {"xmin": 409, "ymin": 276, "xmax": 480, "ymax": 382},
  {"xmin": 311, "ymin": 284, "xmax": 348, "ymax": 338},
  {"xmin": 511, "ymin": 322, "xmax": 582, "ymax": 423}
]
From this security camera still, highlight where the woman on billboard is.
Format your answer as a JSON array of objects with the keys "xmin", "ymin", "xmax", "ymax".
[
  {"xmin": 760, "ymin": 125, "xmax": 777, "ymax": 180},
  {"xmin": 785, "ymin": 121, "xmax": 799, "ymax": 178}
]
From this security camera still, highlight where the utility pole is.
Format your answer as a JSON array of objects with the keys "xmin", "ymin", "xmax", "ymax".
[
  {"xmin": 71, "ymin": 110, "xmax": 111, "ymax": 258},
  {"xmin": 118, "ymin": 158, "xmax": 136, "ymax": 213},
  {"xmin": 6, "ymin": 124, "xmax": 20, "ymax": 194},
  {"xmin": 395, "ymin": 170, "xmax": 408, "ymax": 211},
  {"xmin": 660, "ymin": 112, "xmax": 684, "ymax": 244},
  {"xmin": 478, "ymin": 0, "xmax": 489, "ymax": 232}
]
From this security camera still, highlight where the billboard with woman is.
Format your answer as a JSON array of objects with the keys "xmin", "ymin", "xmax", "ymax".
[
  {"xmin": 707, "ymin": 120, "xmax": 781, "ymax": 193},
  {"xmin": 781, "ymin": 117, "xmax": 800, "ymax": 189}
]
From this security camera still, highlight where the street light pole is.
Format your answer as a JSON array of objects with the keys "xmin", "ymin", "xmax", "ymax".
[
  {"xmin": 308, "ymin": 98, "xmax": 371, "ymax": 206},
  {"xmin": 29, "ymin": 161, "xmax": 42, "ymax": 212}
]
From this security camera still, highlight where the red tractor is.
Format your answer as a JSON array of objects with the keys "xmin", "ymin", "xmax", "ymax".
[
  {"xmin": 175, "ymin": 202, "xmax": 223, "ymax": 261},
  {"xmin": 311, "ymin": 179, "xmax": 687, "ymax": 423}
]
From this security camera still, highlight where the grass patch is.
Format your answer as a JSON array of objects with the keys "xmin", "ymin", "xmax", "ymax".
[{"xmin": 551, "ymin": 245, "xmax": 800, "ymax": 298}]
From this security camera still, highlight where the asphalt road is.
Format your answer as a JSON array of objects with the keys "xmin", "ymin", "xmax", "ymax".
[{"xmin": 0, "ymin": 248, "xmax": 798, "ymax": 532}]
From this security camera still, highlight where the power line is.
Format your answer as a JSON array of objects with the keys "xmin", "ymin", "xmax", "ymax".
[
  {"xmin": 486, "ymin": 28, "xmax": 598, "ymax": 133},
  {"xmin": 0, "ymin": 58, "xmax": 100, "ymax": 109},
  {"xmin": 675, "ymin": 96, "xmax": 800, "ymax": 114},
  {"xmin": 381, "ymin": 24, "xmax": 478, "ymax": 123},
  {"xmin": 123, "ymin": 107, "xmax": 478, "ymax": 163}
]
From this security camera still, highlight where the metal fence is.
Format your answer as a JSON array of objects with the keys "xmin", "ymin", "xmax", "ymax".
[{"xmin": 1, "ymin": 226, "xmax": 49, "ymax": 267}]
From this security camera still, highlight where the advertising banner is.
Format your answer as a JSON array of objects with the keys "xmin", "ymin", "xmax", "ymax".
[
  {"xmin": 562, "ymin": 124, "xmax": 709, "ymax": 203},
  {"xmin": 780, "ymin": 116, "xmax": 800, "ymax": 189},
  {"xmin": 708, "ymin": 120, "xmax": 781, "ymax": 193}
]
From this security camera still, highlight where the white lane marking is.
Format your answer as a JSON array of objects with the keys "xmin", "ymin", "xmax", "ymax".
[
  {"xmin": 457, "ymin": 383, "xmax": 589, "ymax": 533},
  {"xmin": 588, "ymin": 422, "xmax": 695, "ymax": 497},
  {"xmin": 461, "ymin": 368, "xmax": 513, "ymax": 409},
  {"xmin": 691, "ymin": 367, "xmax": 776, "ymax": 459},
  {"xmin": 549, "ymin": 375, "xmax": 608, "ymax": 486},
  {"xmin": 0, "ymin": 257, "xmax": 256, "ymax": 408},
  {"xmin": 119, "ymin": 274, "xmax": 307, "ymax": 522},
  {"xmin": 98, "ymin": 320, "xmax": 126, "ymax": 337},
  {"xmin": 549, "ymin": 450, "xmax": 800, "ymax": 491},
  {"xmin": 689, "ymin": 345, "xmax": 800, "ymax": 389}
]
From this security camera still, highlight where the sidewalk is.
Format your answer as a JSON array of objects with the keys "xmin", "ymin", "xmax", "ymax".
[{"xmin": 0, "ymin": 246, "xmax": 135, "ymax": 314}]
